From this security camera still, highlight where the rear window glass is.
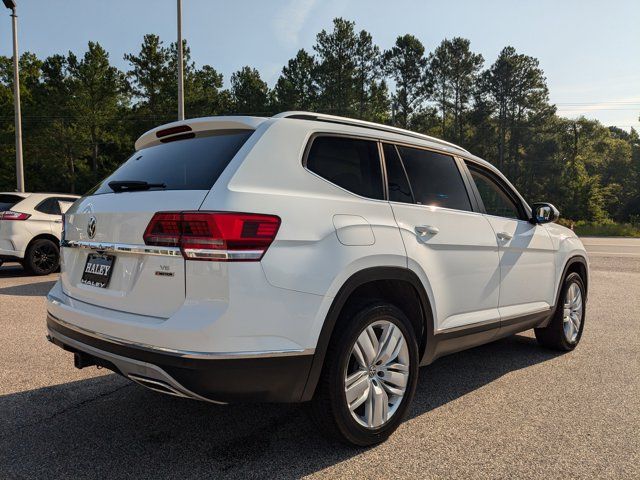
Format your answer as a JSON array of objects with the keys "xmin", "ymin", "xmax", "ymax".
[
  {"xmin": 306, "ymin": 136, "xmax": 383, "ymax": 200},
  {"xmin": 0, "ymin": 194, "xmax": 24, "ymax": 211},
  {"xmin": 92, "ymin": 130, "xmax": 253, "ymax": 195}
]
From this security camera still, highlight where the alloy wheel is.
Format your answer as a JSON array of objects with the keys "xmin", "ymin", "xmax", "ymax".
[
  {"xmin": 33, "ymin": 243, "xmax": 58, "ymax": 273},
  {"xmin": 343, "ymin": 320, "xmax": 410, "ymax": 429},
  {"xmin": 563, "ymin": 282, "xmax": 583, "ymax": 343}
]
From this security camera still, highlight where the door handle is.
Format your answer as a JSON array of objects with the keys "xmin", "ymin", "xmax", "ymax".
[
  {"xmin": 496, "ymin": 231, "xmax": 513, "ymax": 241},
  {"xmin": 415, "ymin": 225, "xmax": 440, "ymax": 236}
]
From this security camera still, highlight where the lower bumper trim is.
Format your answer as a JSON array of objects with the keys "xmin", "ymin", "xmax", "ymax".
[{"xmin": 47, "ymin": 315, "xmax": 314, "ymax": 403}]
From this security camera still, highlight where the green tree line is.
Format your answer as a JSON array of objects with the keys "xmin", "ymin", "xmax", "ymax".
[{"xmin": 0, "ymin": 18, "xmax": 638, "ymax": 223}]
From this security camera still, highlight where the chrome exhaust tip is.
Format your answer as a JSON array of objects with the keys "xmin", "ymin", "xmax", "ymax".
[{"xmin": 127, "ymin": 374, "xmax": 190, "ymax": 399}]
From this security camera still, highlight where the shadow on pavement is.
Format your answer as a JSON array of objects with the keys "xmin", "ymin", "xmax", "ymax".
[
  {"xmin": 0, "ymin": 334, "xmax": 562, "ymax": 479},
  {"xmin": 0, "ymin": 264, "xmax": 27, "ymax": 277},
  {"xmin": 0, "ymin": 280, "xmax": 56, "ymax": 297}
]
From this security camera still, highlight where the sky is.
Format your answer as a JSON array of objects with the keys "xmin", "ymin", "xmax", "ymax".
[{"xmin": 0, "ymin": 0, "xmax": 638, "ymax": 129}]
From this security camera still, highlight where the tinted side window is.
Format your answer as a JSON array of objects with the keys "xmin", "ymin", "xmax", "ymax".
[
  {"xmin": 397, "ymin": 146, "xmax": 471, "ymax": 211},
  {"xmin": 93, "ymin": 130, "xmax": 253, "ymax": 195},
  {"xmin": 35, "ymin": 198, "xmax": 61, "ymax": 215},
  {"xmin": 0, "ymin": 194, "xmax": 24, "ymax": 211},
  {"xmin": 468, "ymin": 167, "xmax": 521, "ymax": 219},
  {"xmin": 306, "ymin": 136, "xmax": 383, "ymax": 199},
  {"xmin": 383, "ymin": 143, "xmax": 413, "ymax": 203}
]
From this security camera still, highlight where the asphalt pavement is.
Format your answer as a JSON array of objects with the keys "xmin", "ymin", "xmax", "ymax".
[{"xmin": 0, "ymin": 237, "xmax": 638, "ymax": 479}]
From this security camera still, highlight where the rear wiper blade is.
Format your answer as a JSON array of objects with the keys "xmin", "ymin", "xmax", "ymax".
[{"xmin": 108, "ymin": 180, "xmax": 166, "ymax": 192}]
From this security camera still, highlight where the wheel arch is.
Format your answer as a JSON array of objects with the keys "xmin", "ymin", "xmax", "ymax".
[
  {"xmin": 300, "ymin": 266, "xmax": 434, "ymax": 401},
  {"xmin": 25, "ymin": 233, "xmax": 61, "ymax": 254},
  {"xmin": 538, "ymin": 254, "xmax": 588, "ymax": 330},
  {"xmin": 555, "ymin": 255, "xmax": 589, "ymax": 306}
]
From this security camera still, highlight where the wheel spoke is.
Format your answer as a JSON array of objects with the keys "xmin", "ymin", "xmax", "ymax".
[
  {"xmin": 381, "ymin": 369, "xmax": 408, "ymax": 389},
  {"xmin": 365, "ymin": 381, "xmax": 388, "ymax": 428},
  {"xmin": 572, "ymin": 295, "xmax": 583, "ymax": 311},
  {"xmin": 345, "ymin": 370, "xmax": 370, "ymax": 411},
  {"xmin": 570, "ymin": 313, "xmax": 580, "ymax": 331},
  {"xmin": 570, "ymin": 284, "xmax": 578, "ymax": 303},
  {"xmin": 351, "ymin": 342, "xmax": 368, "ymax": 369},
  {"xmin": 356, "ymin": 326, "xmax": 378, "ymax": 366},
  {"xmin": 564, "ymin": 317, "xmax": 575, "ymax": 340},
  {"xmin": 375, "ymin": 323, "xmax": 403, "ymax": 365}
]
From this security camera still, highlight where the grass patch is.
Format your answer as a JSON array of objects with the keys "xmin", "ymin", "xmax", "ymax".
[{"xmin": 557, "ymin": 219, "xmax": 640, "ymax": 237}]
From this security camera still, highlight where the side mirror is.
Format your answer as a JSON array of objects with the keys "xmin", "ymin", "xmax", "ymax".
[{"xmin": 531, "ymin": 202, "xmax": 559, "ymax": 224}]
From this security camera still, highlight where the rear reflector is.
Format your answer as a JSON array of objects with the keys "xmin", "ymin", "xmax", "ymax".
[
  {"xmin": 0, "ymin": 210, "xmax": 30, "ymax": 221},
  {"xmin": 143, "ymin": 212, "xmax": 281, "ymax": 261}
]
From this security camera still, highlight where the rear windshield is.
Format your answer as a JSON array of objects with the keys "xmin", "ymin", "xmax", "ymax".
[
  {"xmin": 92, "ymin": 130, "xmax": 253, "ymax": 195},
  {"xmin": 0, "ymin": 194, "xmax": 25, "ymax": 211}
]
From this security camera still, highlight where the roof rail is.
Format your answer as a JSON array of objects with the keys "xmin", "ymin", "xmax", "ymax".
[{"xmin": 273, "ymin": 111, "xmax": 469, "ymax": 154}]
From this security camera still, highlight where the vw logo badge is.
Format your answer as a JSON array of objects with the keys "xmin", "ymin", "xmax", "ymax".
[{"xmin": 87, "ymin": 216, "xmax": 97, "ymax": 239}]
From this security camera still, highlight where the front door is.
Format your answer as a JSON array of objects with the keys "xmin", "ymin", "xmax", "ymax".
[{"xmin": 465, "ymin": 163, "xmax": 556, "ymax": 320}]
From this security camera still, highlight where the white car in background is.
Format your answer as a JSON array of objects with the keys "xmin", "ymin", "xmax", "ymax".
[{"xmin": 0, "ymin": 192, "xmax": 79, "ymax": 275}]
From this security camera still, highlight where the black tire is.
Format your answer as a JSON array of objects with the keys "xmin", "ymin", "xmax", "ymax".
[
  {"xmin": 535, "ymin": 272, "xmax": 586, "ymax": 351},
  {"xmin": 311, "ymin": 301, "xmax": 419, "ymax": 446},
  {"xmin": 24, "ymin": 238, "xmax": 60, "ymax": 276}
]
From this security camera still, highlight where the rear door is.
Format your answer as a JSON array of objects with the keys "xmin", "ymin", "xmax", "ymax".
[
  {"xmin": 464, "ymin": 162, "xmax": 556, "ymax": 319},
  {"xmin": 385, "ymin": 143, "xmax": 501, "ymax": 333},
  {"xmin": 61, "ymin": 130, "xmax": 253, "ymax": 318}
]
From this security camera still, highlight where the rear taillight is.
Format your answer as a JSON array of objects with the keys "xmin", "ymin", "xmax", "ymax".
[
  {"xmin": 0, "ymin": 210, "xmax": 30, "ymax": 221},
  {"xmin": 143, "ymin": 211, "xmax": 281, "ymax": 261}
]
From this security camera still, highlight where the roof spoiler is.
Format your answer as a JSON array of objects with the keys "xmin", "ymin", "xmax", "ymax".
[{"xmin": 135, "ymin": 116, "xmax": 266, "ymax": 151}]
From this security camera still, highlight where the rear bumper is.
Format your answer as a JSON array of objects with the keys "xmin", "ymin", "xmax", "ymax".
[{"xmin": 47, "ymin": 313, "xmax": 313, "ymax": 403}]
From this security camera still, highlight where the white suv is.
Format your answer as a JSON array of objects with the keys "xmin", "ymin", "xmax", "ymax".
[
  {"xmin": 46, "ymin": 113, "xmax": 588, "ymax": 446},
  {"xmin": 0, "ymin": 192, "xmax": 79, "ymax": 275}
]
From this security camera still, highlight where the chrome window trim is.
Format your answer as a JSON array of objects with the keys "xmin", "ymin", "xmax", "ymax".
[{"xmin": 47, "ymin": 312, "xmax": 315, "ymax": 360}]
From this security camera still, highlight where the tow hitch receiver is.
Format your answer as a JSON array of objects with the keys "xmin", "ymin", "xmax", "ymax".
[{"xmin": 74, "ymin": 351, "xmax": 97, "ymax": 369}]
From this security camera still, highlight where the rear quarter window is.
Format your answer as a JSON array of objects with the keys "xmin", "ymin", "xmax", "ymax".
[
  {"xmin": 92, "ymin": 130, "xmax": 253, "ymax": 195},
  {"xmin": 305, "ymin": 136, "xmax": 384, "ymax": 200}
]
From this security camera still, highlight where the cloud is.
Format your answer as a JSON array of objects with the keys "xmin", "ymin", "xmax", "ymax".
[{"xmin": 272, "ymin": 0, "xmax": 318, "ymax": 46}]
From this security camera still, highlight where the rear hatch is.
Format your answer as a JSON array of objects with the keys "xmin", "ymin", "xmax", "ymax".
[
  {"xmin": 61, "ymin": 129, "xmax": 253, "ymax": 318},
  {"xmin": 0, "ymin": 193, "xmax": 30, "ymax": 250}
]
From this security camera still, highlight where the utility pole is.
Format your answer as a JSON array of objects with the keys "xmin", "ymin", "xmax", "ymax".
[
  {"xmin": 177, "ymin": 0, "xmax": 184, "ymax": 120},
  {"xmin": 4, "ymin": 0, "xmax": 24, "ymax": 192}
]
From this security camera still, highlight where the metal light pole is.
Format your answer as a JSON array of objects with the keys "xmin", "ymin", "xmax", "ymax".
[
  {"xmin": 176, "ymin": 0, "xmax": 184, "ymax": 120},
  {"xmin": 3, "ymin": 0, "xmax": 24, "ymax": 192}
]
